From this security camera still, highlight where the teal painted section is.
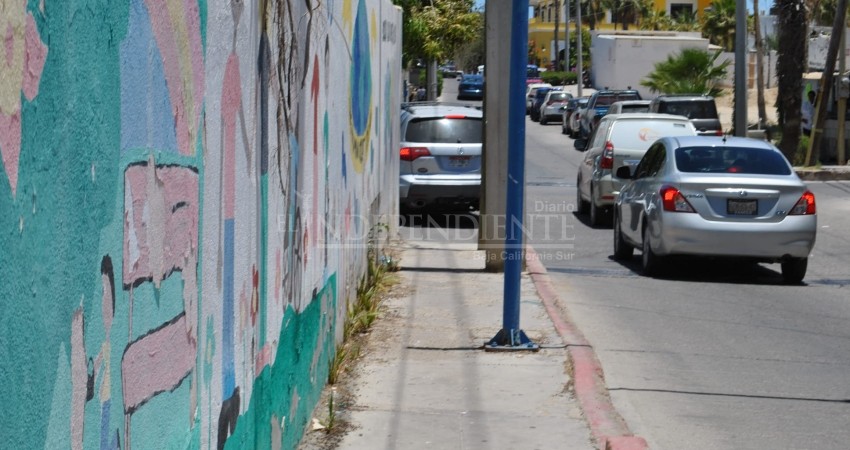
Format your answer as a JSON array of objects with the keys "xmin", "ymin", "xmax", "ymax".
[{"xmin": 0, "ymin": 1, "xmax": 400, "ymax": 449}]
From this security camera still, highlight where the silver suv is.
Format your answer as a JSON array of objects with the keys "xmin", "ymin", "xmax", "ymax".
[{"xmin": 399, "ymin": 102, "xmax": 483, "ymax": 211}]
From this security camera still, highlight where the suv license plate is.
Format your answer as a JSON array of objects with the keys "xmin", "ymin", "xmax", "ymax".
[
  {"xmin": 727, "ymin": 199, "xmax": 757, "ymax": 215},
  {"xmin": 448, "ymin": 156, "xmax": 471, "ymax": 167}
]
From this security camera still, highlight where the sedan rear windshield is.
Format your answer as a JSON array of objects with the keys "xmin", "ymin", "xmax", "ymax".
[
  {"xmin": 405, "ymin": 117, "xmax": 483, "ymax": 144},
  {"xmin": 675, "ymin": 146, "xmax": 792, "ymax": 175}
]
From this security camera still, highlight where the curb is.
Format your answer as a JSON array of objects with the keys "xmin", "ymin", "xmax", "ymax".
[
  {"xmin": 794, "ymin": 168, "xmax": 850, "ymax": 182},
  {"xmin": 526, "ymin": 246, "xmax": 649, "ymax": 450}
]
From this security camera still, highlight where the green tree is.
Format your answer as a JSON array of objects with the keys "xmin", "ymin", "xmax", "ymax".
[
  {"xmin": 394, "ymin": 0, "xmax": 482, "ymax": 69},
  {"xmin": 701, "ymin": 0, "xmax": 737, "ymax": 51},
  {"xmin": 641, "ymin": 48, "xmax": 730, "ymax": 97}
]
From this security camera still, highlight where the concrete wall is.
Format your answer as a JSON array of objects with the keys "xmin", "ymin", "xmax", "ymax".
[
  {"xmin": 590, "ymin": 32, "xmax": 709, "ymax": 98},
  {"xmin": 0, "ymin": 1, "xmax": 401, "ymax": 449}
]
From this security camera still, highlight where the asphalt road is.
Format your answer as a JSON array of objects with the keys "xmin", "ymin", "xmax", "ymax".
[
  {"xmin": 402, "ymin": 78, "xmax": 850, "ymax": 449},
  {"xmin": 525, "ymin": 112, "xmax": 850, "ymax": 450}
]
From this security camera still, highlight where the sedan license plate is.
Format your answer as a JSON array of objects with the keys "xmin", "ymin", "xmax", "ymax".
[
  {"xmin": 727, "ymin": 199, "xmax": 757, "ymax": 215},
  {"xmin": 448, "ymin": 156, "xmax": 471, "ymax": 167}
]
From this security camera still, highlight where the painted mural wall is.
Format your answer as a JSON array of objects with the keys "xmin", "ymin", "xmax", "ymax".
[{"xmin": 0, "ymin": 0, "xmax": 402, "ymax": 449}]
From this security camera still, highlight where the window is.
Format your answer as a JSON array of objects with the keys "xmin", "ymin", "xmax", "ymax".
[
  {"xmin": 670, "ymin": 3, "xmax": 694, "ymax": 19},
  {"xmin": 405, "ymin": 117, "xmax": 483, "ymax": 144},
  {"xmin": 674, "ymin": 147, "xmax": 792, "ymax": 175}
]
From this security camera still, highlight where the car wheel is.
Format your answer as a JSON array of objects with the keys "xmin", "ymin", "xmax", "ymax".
[
  {"xmin": 642, "ymin": 225, "xmax": 664, "ymax": 277},
  {"xmin": 781, "ymin": 258, "xmax": 807, "ymax": 284},
  {"xmin": 613, "ymin": 213, "xmax": 634, "ymax": 260},
  {"xmin": 589, "ymin": 187, "xmax": 607, "ymax": 227},
  {"xmin": 576, "ymin": 177, "xmax": 589, "ymax": 214},
  {"xmin": 561, "ymin": 121, "xmax": 568, "ymax": 134},
  {"xmin": 540, "ymin": 115, "xmax": 547, "ymax": 125}
]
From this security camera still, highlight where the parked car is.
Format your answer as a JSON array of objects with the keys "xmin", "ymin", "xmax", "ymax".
[
  {"xmin": 526, "ymin": 83, "xmax": 552, "ymax": 114},
  {"xmin": 530, "ymin": 87, "xmax": 559, "ymax": 121},
  {"xmin": 648, "ymin": 94, "xmax": 722, "ymax": 136},
  {"xmin": 612, "ymin": 136, "xmax": 817, "ymax": 283},
  {"xmin": 608, "ymin": 100, "xmax": 651, "ymax": 115},
  {"xmin": 457, "ymin": 75, "xmax": 484, "ymax": 100},
  {"xmin": 567, "ymin": 98, "xmax": 589, "ymax": 138},
  {"xmin": 562, "ymin": 97, "xmax": 589, "ymax": 136},
  {"xmin": 575, "ymin": 113, "xmax": 698, "ymax": 226},
  {"xmin": 539, "ymin": 90, "xmax": 573, "ymax": 125},
  {"xmin": 579, "ymin": 89, "xmax": 642, "ymax": 138},
  {"xmin": 455, "ymin": 70, "xmax": 465, "ymax": 81},
  {"xmin": 399, "ymin": 103, "xmax": 483, "ymax": 211}
]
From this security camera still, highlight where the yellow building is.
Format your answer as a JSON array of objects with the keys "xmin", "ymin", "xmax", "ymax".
[{"xmin": 529, "ymin": 0, "xmax": 713, "ymax": 68}]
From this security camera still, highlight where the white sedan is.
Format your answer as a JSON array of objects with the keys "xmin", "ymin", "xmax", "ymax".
[{"xmin": 613, "ymin": 136, "xmax": 817, "ymax": 284}]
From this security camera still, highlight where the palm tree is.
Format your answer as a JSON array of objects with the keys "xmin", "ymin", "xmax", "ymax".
[
  {"xmin": 775, "ymin": 0, "xmax": 808, "ymax": 161},
  {"xmin": 701, "ymin": 0, "xmax": 737, "ymax": 51},
  {"xmin": 753, "ymin": 3, "xmax": 768, "ymax": 129},
  {"xmin": 641, "ymin": 48, "xmax": 730, "ymax": 97},
  {"xmin": 672, "ymin": 11, "xmax": 700, "ymax": 32}
]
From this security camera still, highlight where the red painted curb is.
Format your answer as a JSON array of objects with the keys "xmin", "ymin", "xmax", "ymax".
[{"xmin": 526, "ymin": 246, "xmax": 649, "ymax": 450}]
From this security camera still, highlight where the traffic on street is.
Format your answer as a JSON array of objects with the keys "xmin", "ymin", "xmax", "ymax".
[{"xmin": 400, "ymin": 76, "xmax": 850, "ymax": 450}]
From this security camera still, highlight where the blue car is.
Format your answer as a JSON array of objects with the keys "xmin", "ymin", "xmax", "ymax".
[{"xmin": 457, "ymin": 75, "xmax": 484, "ymax": 101}]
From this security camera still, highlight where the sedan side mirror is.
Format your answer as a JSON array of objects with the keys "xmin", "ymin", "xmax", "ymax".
[
  {"xmin": 574, "ymin": 138, "xmax": 588, "ymax": 151},
  {"xmin": 615, "ymin": 166, "xmax": 633, "ymax": 179}
]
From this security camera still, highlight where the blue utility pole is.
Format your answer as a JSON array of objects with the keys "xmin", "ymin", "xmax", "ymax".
[{"xmin": 486, "ymin": 0, "xmax": 538, "ymax": 352}]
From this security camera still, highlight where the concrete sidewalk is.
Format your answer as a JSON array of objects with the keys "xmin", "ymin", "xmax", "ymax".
[{"xmin": 314, "ymin": 241, "xmax": 648, "ymax": 450}]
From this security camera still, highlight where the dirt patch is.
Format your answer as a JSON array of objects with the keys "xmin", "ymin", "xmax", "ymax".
[
  {"xmin": 715, "ymin": 86, "xmax": 779, "ymax": 131},
  {"xmin": 296, "ymin": 272, "xmax": 411, "ymax": 450}
]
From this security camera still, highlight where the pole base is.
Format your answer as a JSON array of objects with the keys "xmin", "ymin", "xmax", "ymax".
[{"xmin": 484, "ymin": 329, "xmax": 539, "ymax": 352}]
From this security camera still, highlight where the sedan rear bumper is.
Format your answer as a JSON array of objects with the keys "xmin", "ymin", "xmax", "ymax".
[
  {"xmin": 655, "ymin": 213, "xmax": 817, "ymax": 260},
  {"xmin": 653, "ymin": 213, "xmax": 817, "ymax": 260}
]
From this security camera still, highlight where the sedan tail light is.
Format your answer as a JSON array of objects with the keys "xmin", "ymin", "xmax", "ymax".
[
  {"xmin": 789, "ymin": 190, "xmax": 816, "ymax": 215},
  {"xmin": 400, "ymin": 147, "xmax": 431, "ymax": 161},
  {"xmin": 600, "ymin": 142, "xmax": 614, "ymax": 169},
  {"xmin": 660, "ymin": 186, "xmax": 695, "ymax": 212}
]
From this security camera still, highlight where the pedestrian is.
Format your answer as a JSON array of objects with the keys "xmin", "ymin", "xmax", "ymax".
[{"xmin": 802, "ymin": 90, "xmax": 816, "ymax": 136}]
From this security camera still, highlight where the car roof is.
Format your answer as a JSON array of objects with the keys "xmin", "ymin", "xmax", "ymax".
[
  {"xmin": 653, "ymin": 94, "xmax": 715, "ymax": 101},
  {"xmin": 401, "ymin": 102, "xmax": 483, "ymax": 119},
  {"xmin": 611, "ymin": 100, "xmax": 651, "ymax": 106},
  {"xmin": 602, "ymin": 112, "xmax": 692, "ymax": 122},
  {"xmin": 665, "ymin": 135, "xmax": 777, "ymax": 150}
]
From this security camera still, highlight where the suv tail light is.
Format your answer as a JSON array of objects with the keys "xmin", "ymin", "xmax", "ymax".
[
  {"xmin": 600, "ymin": 142, "xmax": 614, "ymax": 169},
  {"xmin": 789, "ymin": 190, "xmax": 816, "ymax": 215},
  {"xmin": 400, "ymin": 147, "xmax": 431, "ymax": 161},
  {"xmin": 660, "ymin": 186, "xmax": 695, "ymax": 212}
]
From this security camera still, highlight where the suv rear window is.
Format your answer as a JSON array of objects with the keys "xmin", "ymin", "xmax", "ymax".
[
  {"xmin": 675, "ymin": 146, "xmax": 792, "ymax": 175},
  {"xmin": 657, "ymin": 100, "xmax": 718, "ymax": 119},
  {"xmin": 405, "ymin": 117, "xmax": 482, "ymax": 143}
]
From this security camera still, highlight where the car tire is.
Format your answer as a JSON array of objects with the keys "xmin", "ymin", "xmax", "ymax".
[
  {"xmin": 576, "ymin": 177, "xmax": 589, "ymax": 214},
  {"xmin": 540, "ymin": 115, "xmax": 548, "ymax": 125},
  {"xmin": 613, "ymin": 213, "xmax": 634, "ymax": 260},
  {"xmin": 589, "ymin": 187, "xmax": 607, "ymax": 227},
  {"xmin": 642, "ymin": 226, "xmax": 664, "ymax": 277},
  {"xmin": 562, "ymin": 121, "xmax": 568, "ymax": 134},
  {"xmin": 781, "ymin": 258, "xmax": 807, "ymax": 284}
]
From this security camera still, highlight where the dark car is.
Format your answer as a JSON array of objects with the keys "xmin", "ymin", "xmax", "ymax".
[
  {"xmin": 529, "ymin": 87, "xmax": 556, "ymax": 121},
  {"xmin": 561, "ymin": 97, "xmax": 588, "ymax": 136},
  {"xmin": 648, "ymin": 94, "xmax": 722, "ymax": 136},
  {"xmin": 457, "ymin": 75, "xmax": 484, "ymax": 100},
  {"xmin": 578, "ymin": 89, "xmax": 642, "ymax": 138}
]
